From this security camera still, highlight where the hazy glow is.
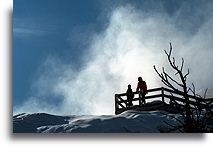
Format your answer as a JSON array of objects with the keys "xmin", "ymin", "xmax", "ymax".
[{"xmin": 15, "ymin": 4, "xmax": 213, "ymax": 115}]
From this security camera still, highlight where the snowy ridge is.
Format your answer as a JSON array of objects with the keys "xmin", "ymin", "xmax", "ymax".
[{"xmin": 13, "ymin": 110, "xmax": 182, "ymax": 133}]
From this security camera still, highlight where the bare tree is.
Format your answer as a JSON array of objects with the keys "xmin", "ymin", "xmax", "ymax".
[
  {"xmin": 153, "ymin": 43, "xmax": 213, "ymax": 132},
  {"xmin": 153, "ymin": 43, "xmax": 192, "ymax": 131}
]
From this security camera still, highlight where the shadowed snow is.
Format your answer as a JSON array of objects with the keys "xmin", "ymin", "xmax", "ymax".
[{"xmin": 13, "ymin": 110, "xmax": 182, "ymax": 133}]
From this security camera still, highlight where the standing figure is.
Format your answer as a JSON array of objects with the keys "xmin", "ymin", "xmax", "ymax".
[
  {"xmin": 136, "ymin": 77, "xmax": 147, "ymax": 105},
  {"xmin": 126, "ymin": 84, "xmax": 134, "ymax": 107}
]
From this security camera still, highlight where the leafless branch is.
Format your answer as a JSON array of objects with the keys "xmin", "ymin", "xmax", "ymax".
[
  {"xmin": 154, "ymin": 65, "xmax": 177, "ymax": 90},
  {"xmin": 163, "ymin": 72, "xmax": 184, "ymax": 87},
  {"xmin": 184, "ymin": 68, "xmax": 190, "ymax": 80},
  {"xmin": 181, "ymin": 58, "xmax": 184, "ymax": 72},
  {"xmin": 204, "ymin": 88, "xmax": 208, "ymax": 99}
]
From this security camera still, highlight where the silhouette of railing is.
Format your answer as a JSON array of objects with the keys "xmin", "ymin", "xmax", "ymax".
[{"xmin": 115, "ymin": 87, "xmax": 213, "ymax": 114}]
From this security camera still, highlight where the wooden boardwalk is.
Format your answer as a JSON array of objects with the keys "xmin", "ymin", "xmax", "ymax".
[{"xmin": 115, "ymin": 87, "xmax": 213, "ymax": 115}]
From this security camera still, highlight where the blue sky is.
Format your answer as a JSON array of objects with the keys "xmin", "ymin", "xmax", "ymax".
[
  {"xmin": 13, "ymin": 0, "xmax": 213, "ymax": 115},
  {"xmin": 13, "ymin": 0, "xmax": 105, "ymax": 106}
]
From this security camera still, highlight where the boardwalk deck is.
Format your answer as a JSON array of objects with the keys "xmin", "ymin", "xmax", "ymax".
[{"xmin": 115, "ymin": 87, "xmax": 213, "ymax": 115}]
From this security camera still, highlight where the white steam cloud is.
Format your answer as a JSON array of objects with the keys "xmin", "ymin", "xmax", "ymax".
[{"xmin": 15, "ymin": 3, "xmax": 213, "ymax": 115}]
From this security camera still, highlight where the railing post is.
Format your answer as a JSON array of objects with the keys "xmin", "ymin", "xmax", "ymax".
[
  {"xmin": 161, "ymin": 87, "xmax": 165, "ymax": 102},
  {"xmin": 115, "ymin": 94, "xmax": 118, "ymax": 114}
]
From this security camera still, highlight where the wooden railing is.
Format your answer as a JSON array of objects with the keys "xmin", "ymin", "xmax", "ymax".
[{"xmin": 115, "ymin": 87, "xmax": 213, "ymax": 114}]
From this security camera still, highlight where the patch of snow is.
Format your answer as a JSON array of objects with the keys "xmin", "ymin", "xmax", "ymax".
[{"xmin": 13, "ymin": 110, "xmax": 182, "ymax": 133}]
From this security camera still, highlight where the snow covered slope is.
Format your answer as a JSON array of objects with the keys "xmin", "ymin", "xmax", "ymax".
[{"xmin": 13, "ymin": 110, "xmax": 182, "ymax": 133}]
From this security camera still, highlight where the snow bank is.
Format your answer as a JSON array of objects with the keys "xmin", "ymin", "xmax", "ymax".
[{"xmin": 13, "ymin": 110, "xmax": 182, "ymax": 133}]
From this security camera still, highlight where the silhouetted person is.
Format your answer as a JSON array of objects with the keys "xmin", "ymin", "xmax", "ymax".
[
  {"xmin": 136, "ymin": 77, "xmax": 147, "ymax": 105},
  {"xmin": 126, "ymin": 84, "xmax": 134, "ymax": 107}
]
